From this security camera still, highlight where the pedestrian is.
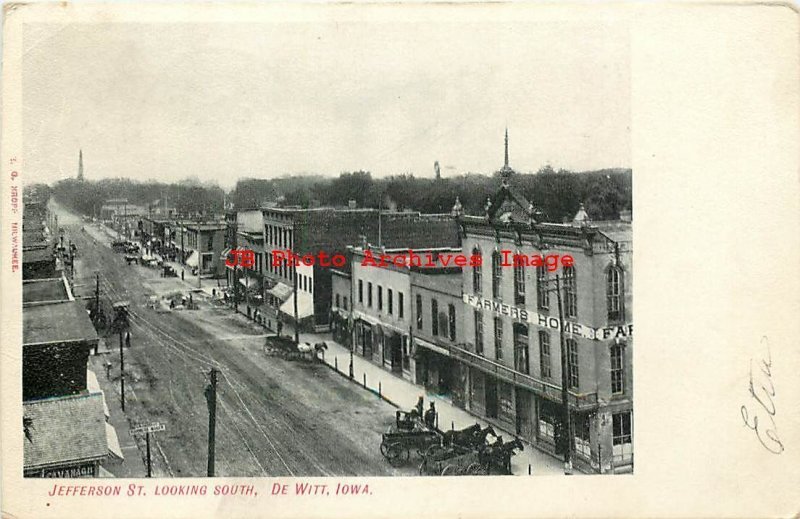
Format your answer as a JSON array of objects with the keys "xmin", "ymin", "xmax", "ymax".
[
  {"xmin": 415, "ymin": 396, "xmax": 424, "ymax": 418},
  {"xmin": 181, "ymin": 269, "xmax": 184, "ymax": 281},
  {"xmin": 277, "ymin": 320, "xmax": 283, "ymax": 337},
  {"xmin": 424, "ymin": 402, "xmax": 437, "ymax": 429}
]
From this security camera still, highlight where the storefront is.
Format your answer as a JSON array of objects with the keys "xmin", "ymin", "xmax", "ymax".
[{"xmin": 413, "ymin": 338, "xmax": 457, "ymax": 398}]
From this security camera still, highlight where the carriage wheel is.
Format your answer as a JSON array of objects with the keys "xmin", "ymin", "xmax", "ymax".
[
  {"xmin": 424, "ymin": 444, "xmax": 444, "ymax": 459},
  {"xmin": 380, "ymin": 441, "xmax": 389, "ymax": 457},
  {"xmin": 418, "ymin": 460, "xmax": 428, "ymax": 476},
  {"xmin": 441, "ymin": 464, "xmax": 457, "ymax": 476},
  {"xmin": 386, "ymin": 443, "xmax": 408, "ymax": 467}
]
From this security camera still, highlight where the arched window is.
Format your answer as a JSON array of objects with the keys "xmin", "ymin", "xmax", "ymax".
[
  {"xmin": 563, "ymin": 265, "xmax": 577, "ymax": 318},
  {"xmin": 513, "ymin": 251, "xmax": 525, "ymax": 305},
  {"xmin": 472, "ymin": 247, "xmax": 482, "ymax": 294},
  {"xmin": 536, "ymin": 265, "xmax": 549, "ymax": 309},
  {"xmin": 607, "ymin": 266, "xmax": 624, "ymax": 321},
  {"xmin": 492, "ymin": 250, "xmax": 502, "ymax": 299}
]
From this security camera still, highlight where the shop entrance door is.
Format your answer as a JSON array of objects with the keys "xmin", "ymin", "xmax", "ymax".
[{"xmin": 485, "ymin": 379, "xmax": 498, "ymax": 419}]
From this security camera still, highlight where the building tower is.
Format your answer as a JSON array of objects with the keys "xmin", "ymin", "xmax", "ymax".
[
  {"xmin": 434, "ymin": 161, "xmax": 441, "ymax": 179},
  {"xmin": 499, "ymin": 128, "xmax": 514, "ymax": 185},
  {"xmin": 77, "ymin": 149, "xmax": 84, "ymax": 181}
]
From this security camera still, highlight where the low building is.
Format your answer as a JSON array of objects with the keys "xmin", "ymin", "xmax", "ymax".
[
  {"xmin": 262, "ymin": 206, "xmax": 460, "ymax": 331},
  {"xmin": 410, "ymin": 265, "xmax": 465, "ymax": 404},
  {"xmin": 22, "ymin": 296, "xmax": 121, "ymax": 477},
  {"xmin": 182, "ymin": 222, "xmax": 226, "ymax": 275},
  {"xmin": 23, "ymin": 393, "xmax": 112, "ymax": 478}
]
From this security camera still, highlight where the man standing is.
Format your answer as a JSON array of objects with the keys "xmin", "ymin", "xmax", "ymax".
[{"xmin": 424, "ymin": 402, "xmax": 437, "ymax": 429}]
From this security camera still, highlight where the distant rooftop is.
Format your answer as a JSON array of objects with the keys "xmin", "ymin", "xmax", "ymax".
[
  {"xmin": 23, "ymin": 301, "xmax": 98, "ymax": 346},
  {"xmin": 23, "ymin": 277, "xmax": 72, "ymax": 305}
]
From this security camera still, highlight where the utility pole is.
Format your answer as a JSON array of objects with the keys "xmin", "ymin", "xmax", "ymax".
[
  {"xmin": 205, "ymin": 368, "xmax": 218, "ymax": 477},
  {"xmin": 554, "ymin": 275, "xmax": 573, "ymax": 474},
  {"xmin": 112, "ymin": 302, "xmax": 129, "ymax": 412},
  {"xmin": 119, "ymin": 329, "xmax": 125, "ymax": 412},
  {"xmin": 292, "ymin": 221, "xmax": 299, "ymax": 345}
]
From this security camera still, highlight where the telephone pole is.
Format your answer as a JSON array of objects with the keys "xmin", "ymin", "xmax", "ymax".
[
  {"xmin": 205, "ymin": 368, "xmax": 219, "ymax": 477},
  {"xmin": 292, "ymin": 222, "xmax": 299, "ymax": 345},
  {"xmin": 112, "ymin": 302, "xmax": 130, "ymax": 412},
  {"xmin": 554, "ymin": 275, "xmax": 573, "ymax": 474}
]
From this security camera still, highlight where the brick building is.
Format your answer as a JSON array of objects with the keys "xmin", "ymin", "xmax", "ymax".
[
  {"xmin": 453, "ymin": 140, "xmax": 633, "ymax": 473},
  {"xmin": 262, "ymin": 207, "xmax": 459, "ymax": 330}
]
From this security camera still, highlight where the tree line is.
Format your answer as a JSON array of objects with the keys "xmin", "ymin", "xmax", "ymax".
[{"xmin": 51, "ymin": 166, "xmax": 631, "ymax": 224}]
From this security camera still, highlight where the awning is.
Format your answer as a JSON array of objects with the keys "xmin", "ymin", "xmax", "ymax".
[
  {"xmin": 280, "ymin": 294, "xmax": 314, "ymax": 319},
  {"xmin": 185, "ymin": 250, "xmax": 199, "ymax": 268},
  {"xmin": 352, "ymin": 310, "xmax": 381, "ymax": 327},
  {"xmin": 414, "ymin": 337, "xmax": 451, "ymax": 357},
  {"xmin": 105, "ymin": 423, "xmax": 124, "ymax": 462},
  {"xmin": 266, "ymin": 282, "xmax": 293, "ymax": 301}
]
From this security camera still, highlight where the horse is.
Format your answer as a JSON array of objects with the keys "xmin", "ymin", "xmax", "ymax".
[
  {"xmin": 483, "ymin": 437, "xmax": 525, "ymax": 475},
  {"xmin": 296, "ymin": 341, "xmax": 328, "ymax": 361},
  {"xmin": 442, "ymin": 423, "xmax": 482, "ymax": 448}
]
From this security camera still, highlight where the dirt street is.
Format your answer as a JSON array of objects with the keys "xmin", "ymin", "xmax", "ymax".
[{"xmin": 61, "ymin": 205, "xmax": 417, "ymax": 477}]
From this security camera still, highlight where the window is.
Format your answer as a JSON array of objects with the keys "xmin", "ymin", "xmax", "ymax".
[
  {"xmin": 611, "ymin": 343, "xmax": 624, "ymax": 394},
  {"xmin": 492, "ymin": 250, "xmax": 502, "ymax": 299},
  {"xmin": 343, "ymin": 296, "xmax": 348, "ymax": 311},
  {"xmin": 513, "ymin": 324, "xmax": 529, "ymax": 374},
  {"xmin": 514, "ymin": 261, "xmax": 525, "ymax": 305},
  {"xmin": 378, "ymin": 286, "xmax": 383, "ymax": 311},
  {"xmin": 207, "ymin": 234, "xmax": 213, "ymax": 250},
  {"xmin": 539, "ymin": 331, "xmax": 551, "ymax": 378},
  {"xmin": 472, "ymin": 247, "xmax": 482, "ymax": 294},
  {"xmin": 431, "ymin": 299, "xmax": 439, "ymax": 336},
  {"xmin": 494, "ymin": 317, "xmax": 503, "ymax": 360},
  {"xmin": 564, "ymin": 265, "xmax": 577, "ymax": 319},
  {"xmin": 335, "ymin": 294, "xmax": 340, "ymax": 308},
  {"xmin": 388, "ymin": 289, "xmax": 393, "ymax": 315},
  {"xmin": 416, "ymin": 294, "xmax": 423, "ymax": 330},
  {"xmin": 399, "ymin": 293, "xmax": 404, "ymax": 319},
  {"xmin": 358, "ymin": 280, "xmax": 363, "ymax": 303},
  {"xmin": 474, "ymin": 310, "xmax": 484, "ymax": 355},
  {"xmin": 448, "ymin": 304, "xmax": 456, "ymax": 341},
  {"xmin": 368, "ymin": 282, "xmax": 373, "ymax": 307},
  {"xmin": 537, "ymin": 266, "xmax": 549, "ymax": 309},
  {"xmin": 612, "ymin": 412, "xmax": 633, "ymax": 462},
  {"xmin": 607, "ymin": 266, "xmax": 624, "ymax": 321},
  {"xmin": 567, "ymin": 338, "xmax": 579, "ymax": 389}
]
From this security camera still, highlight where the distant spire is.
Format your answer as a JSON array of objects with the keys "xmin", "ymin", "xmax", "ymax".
[
  {"xmin": 77, "ymin": 149, "xmax": 84, "ymax": 181},
  {"xmin": 504, "ymin": 128, "xmax": 509, "ymax": 168}
]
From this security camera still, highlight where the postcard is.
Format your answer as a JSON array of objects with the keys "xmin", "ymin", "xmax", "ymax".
[{"xmin": 2, "ymin": 2, "xmax": 798, "ymax": 518}]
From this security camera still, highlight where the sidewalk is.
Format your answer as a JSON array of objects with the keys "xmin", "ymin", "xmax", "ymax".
[
  {"xmin": 88, "ymin": 350, "xmax": 148, "ymax": 478},
  {"xmin": 272, "ymin": 320, "xmax": 564, "ymax": 476}
]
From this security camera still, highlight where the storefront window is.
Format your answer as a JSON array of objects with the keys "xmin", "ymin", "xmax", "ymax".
[{"xmin": 612, "ymin": 412, "xmax": 633, "ymax": 463}]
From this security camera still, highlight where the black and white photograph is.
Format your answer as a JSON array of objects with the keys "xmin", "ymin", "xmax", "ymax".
[
  {"xmin": 4, "ymin": 2, "xmax": 798, "ymax": 519},
  {"xmin": 17, "ymin": 16, "xmax": 632, "ymax": 480}
]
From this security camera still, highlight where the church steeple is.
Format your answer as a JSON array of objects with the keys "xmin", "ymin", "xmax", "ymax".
[
  {"xmin": 504, "ymin": 128, "xmax": 509, "ymax": 168},
  {"xmin": 77, "ymin": 149, "xmax": 84, "ymax": 181},
  {"xmin": 499, "ymin": 128, "xmax": 513, "ymax": 185}
]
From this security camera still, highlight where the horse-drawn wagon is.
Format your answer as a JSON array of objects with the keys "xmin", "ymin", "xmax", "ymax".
[{"xmin": 379, "ymin": 412, "xmax": 442, "ymax": 467}]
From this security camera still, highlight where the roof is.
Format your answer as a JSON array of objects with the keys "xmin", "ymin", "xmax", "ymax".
[
  {"xmin": 595, "ymin": 221, "xmax": 632, "ymax": 244},
  {"xmin": 23, "ymin": 301, "xmax": 98, "ymax": 346},
  {"xmin": 186, "ymin": 223, "xmax": 226, "ymax": 231},
  {"xmin": 23, "ymin": 278, "xmax": 71, "ymax": 304},
  {"xmin": 23, "ymin": 392, "xmax": 108, "ymax": 469},
  {"xmin": 23, "ymin": 247, "xmax": 55, "ymax": 264}
]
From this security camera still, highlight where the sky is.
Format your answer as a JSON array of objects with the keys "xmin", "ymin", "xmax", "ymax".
[{"xmin": 22, "ymin": 21, "xmax": 630, "ymax": 189}]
